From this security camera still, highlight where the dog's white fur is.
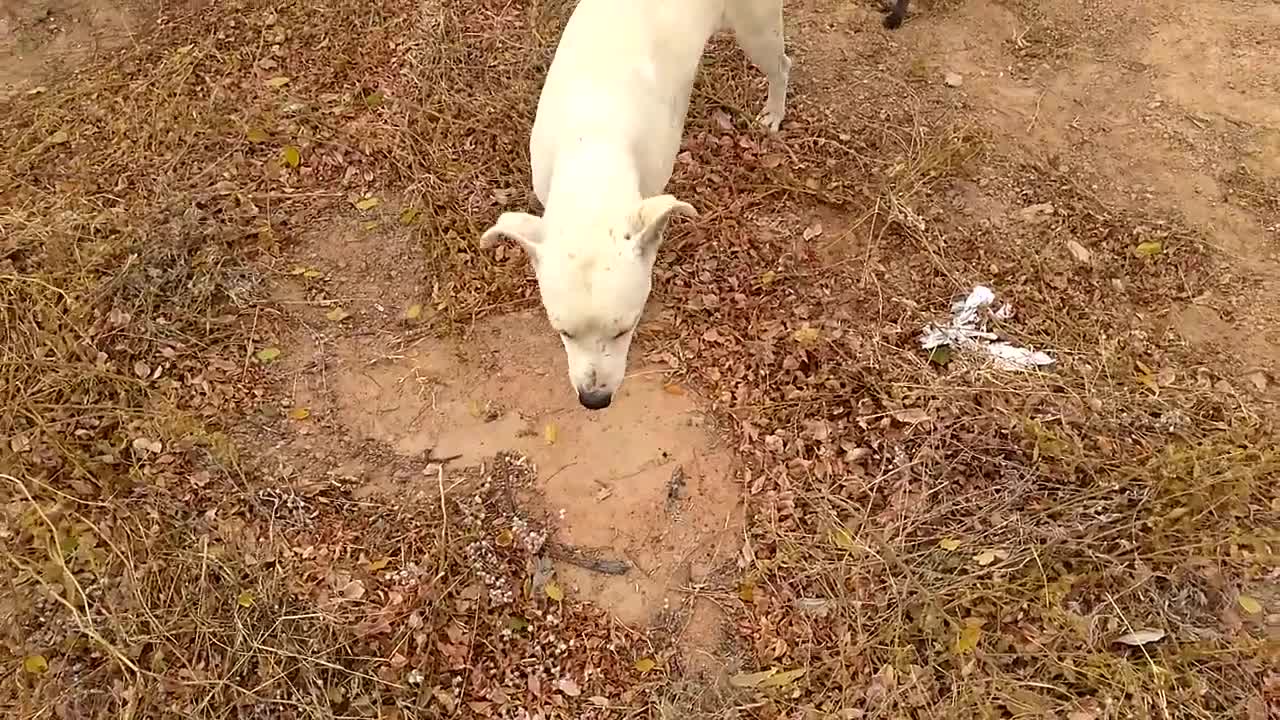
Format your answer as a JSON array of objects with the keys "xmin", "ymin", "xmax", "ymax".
[{"xmin": 481, "ymin": 0, "xmax": 791, "ymax": 409}]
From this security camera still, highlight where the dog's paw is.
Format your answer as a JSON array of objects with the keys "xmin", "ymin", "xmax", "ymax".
[{"xmin": 757, "ymin": 107, "xmax": 785, "ymax": 132}]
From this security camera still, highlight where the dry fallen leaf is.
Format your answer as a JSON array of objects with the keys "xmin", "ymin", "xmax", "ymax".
[
  {"xmin": 1066, "ymin": 240, "xmax": 1093, "ymax": 264},
  {"xmin": 1135, "ymin": 241, "xmax": 1164, "ymax": 257},
  {"xmin": 729, "ymin": 669, "xmax": 778, "ymax": 688},
  {"xmin": 544, "ymin": 581, "xmax": 564, "ymax": 602},
  {"xmin": 973, "ymin": 550, "xmax": 997, "ymax": 566},
  {"xmin": 247, "ymin": 128, "xmax": 270, "ymax": 143},
  {"xmin": 1237, "ymin": 595, "xmax": 1262, "ymax": 615},
  {"xmin": 264, "ymin": 76, "xmax": 291, "ymax": 87},
  {"xmin": 634, "ymin": 657, "xmax": 656, "ymax": 674},
  {"xmin": 543, "ymin": 422, "xmax": 559, "ymax": 445},
  {"xmin": 131, "ymin": 437, "xmax": 162, "ymax": 455},
  {"xmin": 23, "ymin": 655, "xmax": 49, "ymax": 674},
  {"xmin": 353, "ymin": 197, "xmax": 380, "ymax": 211},
  {"xmin": 556, "ymin": 677, "xmax": 581, "ymax": 697},
  {"xmin": 952, "ymin": 620, "xmax": 982, "ymax": 655},
  {"xmin": 892, "ymin": 408, "xmax": 932, "ymax": 425},
  {"xmin": 405, "ymin": 304, "xmax": 423, "ymax": 321},
  {"xmin": 325, "ymin": 307, "xmax": 350, "ymax": 322},
  {"xmin": 1115, "ymin": 628, "xmax": 1166, "ymax": 646},
  {"xmin": 830, "ymin": 527, "xmax": 857, "ymax": 551},
  {"xmin": 792, "ymin": 325, "xmax": 821, "ymax": 346},
  {"xmin": 938, "ymin": 538, "xmax": 961, "ymax": 552},
  {"xmin": 342, "ymin": 580, "xmax": 366, "ymax": 600},
  {"xmin": 288, "ymin": 408, "xmax": 310, "ymax": 421},
  {"xmin": 760, "ymin": 668, "xmax": 807, "ymax": 688}
]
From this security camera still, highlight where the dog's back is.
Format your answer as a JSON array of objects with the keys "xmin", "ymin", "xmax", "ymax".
[{"xmin": 530, "ymin": 0, "xmax": 729, "ymax": 204}]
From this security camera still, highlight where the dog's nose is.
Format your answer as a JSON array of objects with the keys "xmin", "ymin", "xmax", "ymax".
[{"xmin": 577, "ymin": 389, "xmax": 612, "ymax": 410}]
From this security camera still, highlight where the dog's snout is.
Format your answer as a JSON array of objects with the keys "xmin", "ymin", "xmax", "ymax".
[{"xmin": 577, "ymin": 389, "xmax": 613, "ymax": 410}]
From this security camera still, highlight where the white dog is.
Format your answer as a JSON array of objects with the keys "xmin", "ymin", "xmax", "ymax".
[{"xmin": 480, "ymin": 0, "xmax": 791, "ymax": 410}]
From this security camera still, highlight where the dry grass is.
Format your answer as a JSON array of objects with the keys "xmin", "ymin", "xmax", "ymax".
[{"xmin": 2, "ymin": 0, "xmax": 1277, "ymax": 718}]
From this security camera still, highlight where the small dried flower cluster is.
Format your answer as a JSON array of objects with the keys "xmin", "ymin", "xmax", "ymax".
[{"xmin": 465, "ymin": 537, "xmax": 515, "ymax": 606}]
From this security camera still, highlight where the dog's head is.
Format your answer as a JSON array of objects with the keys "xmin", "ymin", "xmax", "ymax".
[{"xmin": 480, "ymin": 194, "xmax": 696, "ymax": 410}]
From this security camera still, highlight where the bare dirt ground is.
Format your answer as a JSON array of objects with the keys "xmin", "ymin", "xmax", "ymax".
[{"xmin": 2, "ymin": 0, "xmax": 1277, "ymax": 718}]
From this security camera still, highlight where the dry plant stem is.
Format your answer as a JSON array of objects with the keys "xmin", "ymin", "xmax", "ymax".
[{"xmin": 3, "ymin": 473, "xmax": 144, "ymax": 679}]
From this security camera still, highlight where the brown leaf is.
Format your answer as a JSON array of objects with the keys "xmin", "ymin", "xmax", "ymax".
[
  {"xmin": 729, "ymin": 669, "xmax": 777, "ymax": 688},
  {"xmin": 342, "ymin": 580, "xmax": 366, "ymax": 600},
  {"xmin": 1115, "ymin": 628, "xmax": 1166, "ymax": 646},
  {"xmin": 892, "ymin": 408, "xmax": 931, "ymax": 425}
]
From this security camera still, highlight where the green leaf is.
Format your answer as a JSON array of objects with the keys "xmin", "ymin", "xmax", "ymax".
[
  {"xmin": 353, "ymin": 197, "xmax": 380, "ymax": 211},
  {"xmin": 255, "ymin": 347, "xmax": 281, "ymax": 363},
  {"xmin": 928, "ymin": 346, "xmax": 952, "ymax": 366},
  {"xmin": 247, "ymin": 128, "xmax": 270, "ymax": 143},
  {"xmin": 237, "ymin": 590, "xmax": 255, "ymax": 608},
  {"xmin": 634, "ymin": 657, "xmax": 656, "ymax": 674},
  {"xmin": 23, "ymin": 655, "xmax": 49, "ymax": 674},
  {"xmin": 399, "ymin": 207, "xmax": 420, "ymax": 225}
]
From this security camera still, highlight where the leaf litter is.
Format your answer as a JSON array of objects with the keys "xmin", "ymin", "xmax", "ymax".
[{"xmin": 1, "ymin": 0, "xmax": 1276, "ymax": 717}]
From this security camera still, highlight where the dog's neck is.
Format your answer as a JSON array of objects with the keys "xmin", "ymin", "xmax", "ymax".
[{"xmin": 543, "ymin": 139, "xmax": 642, "ymax": 245}]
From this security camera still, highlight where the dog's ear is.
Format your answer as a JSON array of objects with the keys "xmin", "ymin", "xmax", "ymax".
[
  {"xmin": 480, "ymin": 212, "xmax": 545, "ymax": 261},
  {"xmin": 630, "ymin": 195, "xmax": 698, "ymax": 259}
]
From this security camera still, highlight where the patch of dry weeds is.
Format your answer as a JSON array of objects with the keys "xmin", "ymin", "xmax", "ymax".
[{"xmin": 2, "ymin": 0, "xmax": 1277, "ymax": 718}]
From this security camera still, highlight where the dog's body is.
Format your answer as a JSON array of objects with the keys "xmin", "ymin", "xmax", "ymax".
[{"xmin": 481, "ymin": 0, "xmax": 791, "ymax": 409}]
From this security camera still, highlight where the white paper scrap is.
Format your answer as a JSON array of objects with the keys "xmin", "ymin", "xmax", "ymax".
[{"xmin": 920, "ymin": 286, "xmax": 1055, "ymax": 371}]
